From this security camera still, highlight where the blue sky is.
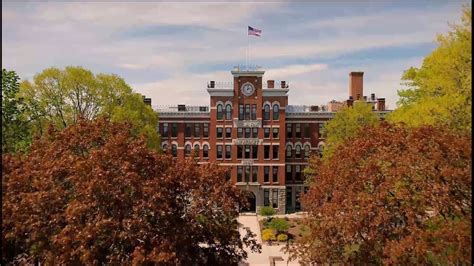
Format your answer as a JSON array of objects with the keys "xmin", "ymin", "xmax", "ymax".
[{"xmin": 2, "ymin": 1, "xmax": 468, "ymax": 108}]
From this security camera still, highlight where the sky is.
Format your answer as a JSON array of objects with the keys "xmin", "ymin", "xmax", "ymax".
[{"xmin": 2, "ymin": 1, "xmax": 469, "ymax": 109}]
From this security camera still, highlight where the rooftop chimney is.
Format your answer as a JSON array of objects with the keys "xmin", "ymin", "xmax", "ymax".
[
  {"xmin": 143, "ymin": 98, "xmax": 152, "ymax": 106},
  {"xmin": 209, "ymin": 81, "xmax": 215, "ymax": 88},
  {"xmin": 349, "ymin": 71, "xmax": 364, "ymax": 101},
  {"xmin": 371, "ymin": 93, "xmax": 375, "ymax": 101},
  {"xmin": 267, "ymin": 80, "xmax": 275, "ymax": 88},
  {"xmin": 178, "ymin": 104, "xmax": 186, "ymax": 111},
  {"xmin": 376, "ymin": 98, "xmax": 385, "ymax": 111},
  {"xmin": 281, "ymin": 81, "xmax": 286, "ymax": 88}
]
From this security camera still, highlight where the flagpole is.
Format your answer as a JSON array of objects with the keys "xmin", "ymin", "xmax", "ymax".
[{"xmin": 247, "ymin": 28, "xmax": 249, "ymax": 71}]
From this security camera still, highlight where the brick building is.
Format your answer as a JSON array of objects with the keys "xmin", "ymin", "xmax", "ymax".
[{"xmin": 156, "ymin": 66, "xmax": 390, "ymax": 214}]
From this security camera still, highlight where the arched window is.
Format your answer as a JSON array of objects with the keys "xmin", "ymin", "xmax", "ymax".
[
  {"xmin": 286, "ymin": 145, "xmax": 292, "ymax": 158},
  {"xmin": 304, "ymin": 145, "xmax": 310, "ymax": 158},
  {"xmin": 185, "ymin": 144, "xmax": 192, "ymax": 156},
  {"xmin": 318, "ymin": 142, "xmax": 325, "ymax": 157},
  {"xmin": 194, "ymin": 144, "xmax": 200, "ymax": 157},
  {"xmin": 171, "ymin": 144, "xmax": 178, "ymax": 157},
  {"xmin": 273, "ymin": 104, "xmax": 280, "ymax": 120},
  {"xmin": 264, "ymin": 104, "xmax": 270, "ymax": 120},
  {"xmin": 225, "ymin": 104, "xmax": 232, "ymax": 120},
  {"xmin": 295, "ymin": 144, "xmax": 302, "ymax": 158},
  {"xmin": 162, "ymin": 144, "xmax": 168, "ymax": 152},
  {"xmin": 203, "ymin": 145, "xmax": 209, "ymax": 158},
  {"xmin": 217, "ymin": 104, "xmax": 223, "ymax": 120}
]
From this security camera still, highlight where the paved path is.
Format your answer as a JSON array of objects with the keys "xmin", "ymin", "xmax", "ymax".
[{"xmin": 238, "ymin": 214, "xmax": 300, "ymax": 266}]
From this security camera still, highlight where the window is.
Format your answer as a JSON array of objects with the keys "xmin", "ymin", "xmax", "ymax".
[
  {"xmin": 251, "ymin": 104, "xmax": 257, "ymax": 120},
  {"xmin": 272, "ymin": 167, "xmax": 278, "ymax": 183},
  {"xmin": 162, "ymin": 144, "xmax": 168, "ymax": 151},
  {"xmin": 286, "ymin": 165, "xmax": 292, "ymax": 181},
  {"xmin": 171, "ymin": 123, "xmax": 178, "ymax": 138},
  {"xmin": 225, "ymin": 104, "xmax": 232, "ymax": 120},
  {"xmin": 295, "ymin": 145, "xmax": 302, "ymax": 158},
  {"xmin": 295, "ymin": 124, "xmax": 301, "ymax": 138},
  {"xmin": 304, "ymin": 145, "xmax": 310, "ymax": 158},
  {"xmin": 272, "ymin": 145, "xmax": 279, "ymax": 160},
  {"xmin": 225, "ymin": 145, "xmax": 231, "ymax": 159},
  {"xmin": 203, "ymin": 145, "xmax": 209, "ymax": 158},
  {"xmin": 217, "ymin": 145, "xmax": 223, "ymax": 159},
  {"xmin": 237, "ymin": 166, "xmax": 243, "ymax": 182},
  {"xmin": 172, "ymin": 144, "xmax": 177, "ymax": 157},
  {"xmin": 244, "ymin": 145, "xmax": 251, "ymax": 159},
  {"xmin": 217, "ymin": 127, "xmax": 223, "ymax": 138},
  {"xmin": 264, "ymin": 189, "xmax": 270, "ymax": 206},
  {"xmin": 295, "ymin": 165, "xmax": 302, "ymax": 181},
  {"xmin": 252, "ymin": 166, "xmax": 257, "ymax": 182},
  {"xmin": 194, "ymin": 124, "xmax": 200, "ymax": 138},
  {"xmin": 239, "ymin": 104, "xmax": 244, "ymax": 120},
  {"xmin": 217, "ymin": 104, "xmax": 223, "ymax": 120},
  {"xmin": 264, "ymin": 145, "xmax": 270, "ymax": 159},
  {"xmin": 264, "ymin": 166, "xmax": 270, "ymax": 183},
  {"xmin": 273, "ymin": 104, "xmax": 280, "ymax": 120},
  {"xmin": 245, "ymin": 128, "xmax": 251, "ymax": 138},
  {"xmin": 194, "ymin": 144, "xmax": 200, "ymax": 157},
  {"xmin": 286, "ymin": 145, "xmax": 292, "ymax": 158},
  {"xmin": 245, "ymin": 104, "xmax": 250, "ymax": 120},
  {"xmin": 185, "ymin": 144, "xmax": 192, "ymax": 156},
  {"xmin": 252, "ymin": 145, "xmax": 258, "ymax": 159},
  {"xmin": 295, "ymin": 188, "xmax": 301, "ymax": 210},
  {"xmin": 237, "ymin": 146, "xmax": 243, "ymax": 159},
  {"xmin": 287, "ymin": 124, "xmax": 292, "ymax": 138},
  {"xmin": 286, "ymin": 188, "xmax": 292, "ymax": 210},
  {"xmin": 272, "ymin": 128, "xmax": 279, "ymax": 139},
  {"xmin": 163, "ymin": 123, "xmax": 168, "ymax": 137},
  {"xmin": 304, "ymin": 123, "xmax": 310, "ymax": 138},
  {"xmin": 252, "ymin": 128, "xmax": 258, "ymax": 138},
  {"xmin": 272, "ymin": 189, "xmax": 278, "ymax": 208},
  {"xmin": 318, "ymin": 123, "xmax": 324, "ymax": 136},
  {"xmin": 245, "ymin": 166, "xmax": 251, "ymax": 182},
  {"xmin": 264, "ymin": 128, "xmax": 270, "ymax": 138},
  {"xmin": 237, "ymin": 128, "xmax": 243, "ymax": 138},
  {"xmin": 264, "ymin": 104, "xmax": 270, "ymax": 120},
  {"xmin": 203, "ymin": 123, "xmax": 209, "ymax": 138},
  {"xmin": 225, "ymin": 127, "xmax": 232, "ymax": 138},
  {"xmin": 185, "ymin": 124, "xmax": 192, "ymax": 138}
]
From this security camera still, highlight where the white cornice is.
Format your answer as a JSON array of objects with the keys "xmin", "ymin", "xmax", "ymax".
[
  {"xmin": 231, "ymin": 70, "xmax": 265, "ymax": 77},
  {"xmin": 262, "ymin": 89, "xmax": 289, "ymax": 97},
  {"xmin": 207, "ymin": 88, "xmax": 234, "ymax": 97}
]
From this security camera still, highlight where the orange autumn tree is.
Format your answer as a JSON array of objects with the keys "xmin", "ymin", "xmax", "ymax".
[
  {"xmin": 2, "ymin": 119, "xmax": 260, "ymax": 265},
  {"xmin": 289, "ymin": 123, "xmax": 471, "ymax": 265}
]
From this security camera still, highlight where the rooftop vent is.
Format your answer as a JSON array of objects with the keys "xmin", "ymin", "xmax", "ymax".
[
  {"xmin": 310, "ymin": 105, "xmax": 319, "ymax": 111},
  {"xmin": 178, "ymin": 104, "xmax": 186, "ymax": 111}
]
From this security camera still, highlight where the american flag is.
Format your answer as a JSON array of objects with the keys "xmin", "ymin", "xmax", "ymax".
[{"xmin": 248, "ymin": 26, "xmax": 262, "ymax": 37}]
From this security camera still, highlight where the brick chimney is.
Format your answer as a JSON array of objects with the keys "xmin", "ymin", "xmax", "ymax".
[
  {"xmin": 267, "ymin": 80, "xmax": 275, "ymax": 89},
  {"xmin": 349, "ymin": 71, "xmax": 364, "ymax": 100},
  {"xmin": 376, "ymin": 98, "xmax": 385, "ymax": 111}
]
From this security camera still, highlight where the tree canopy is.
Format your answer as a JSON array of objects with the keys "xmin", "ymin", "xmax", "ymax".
[
  {"xmin": 18, "ymin": 66, "xmax": 159, "ymax": 150},
  {"xmin": 2, "ymin": 68, "xmax": 31, "ymax": 153},
  {"xmin": 320, "ymin": 101, "xmax": 379, "ymax": 159},
  {"xmin": 387, "ymin": 6, "xmax": 471, "ymax": 132},
  {"xmin": 2, "ymin": 119, "xmax": 260, "ymax": 265},
  {"xmin": 290, "ymin": 123, "xmax": 471, "ymax": 265}
]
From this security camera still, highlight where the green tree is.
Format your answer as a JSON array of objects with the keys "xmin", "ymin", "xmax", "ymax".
[
  {"xmin": 1, "ymin": 69, "xmax": 30, "ymax": 153},
  {"xmin": 18, "ymin": 66, "xmax": 160, "ymax": 150},
  {"xmin": 320, "ymin": 101, "xmax": 379, "ymax": 159},
  {"xmin": 387, "ymin": 6, "xmax": 471, "ymax": 132}
]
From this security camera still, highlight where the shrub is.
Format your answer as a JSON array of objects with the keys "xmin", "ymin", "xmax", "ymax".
[
  {"xmin": 277, "ymin": 234, "xmax": 288, "ymax": 242},
  {"xmin": 259, "ymin": 206, "xmax": 276, "ymax": 216},
  {"xmin": 262, "ymin": 229, "xmax": 276, "ymax": 242},
  {"xmin": 268, "ymin": 218, "xmax": 290, "ymax": 232}
]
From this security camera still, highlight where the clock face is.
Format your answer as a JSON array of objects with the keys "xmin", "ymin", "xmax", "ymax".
[{"xmin": 241, "ymin": 82, "xmax": 255, "ymax": 96}]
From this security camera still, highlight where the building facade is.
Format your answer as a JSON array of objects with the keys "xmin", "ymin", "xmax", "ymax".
[{"xmin": 156, "ymin": 66, "xmax": 390, "ymax": 214}]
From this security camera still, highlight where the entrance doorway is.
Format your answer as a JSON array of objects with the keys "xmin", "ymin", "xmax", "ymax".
[{"xmin": 240, "ymin": 190, "xmax": 256, "ymax": 213}]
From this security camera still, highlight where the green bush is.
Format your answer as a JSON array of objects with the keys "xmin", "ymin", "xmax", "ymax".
[
  {"xmin": 262, "ymin": 229, "xmax": 276, "ymax": 241},
  {"xmin": 277, "ymin": 234, "xmax": 288, "ymax": 242},
  {"xmin": 268, "ymin": 218, "xmax": 290, "ymax": 232},
  {"xmin": 259, "ymin": 206, "xmax": 276, "ymax": 216}
]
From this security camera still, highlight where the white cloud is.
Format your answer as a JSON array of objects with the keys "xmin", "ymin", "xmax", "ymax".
[{"xmin": 265, "ymin": 64, "xmax": 328, "ymax": 79}]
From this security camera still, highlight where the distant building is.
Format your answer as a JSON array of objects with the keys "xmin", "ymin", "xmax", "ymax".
[{"xmin": 155, "ymin": 67, "xmax": 391, "ymax": 214}]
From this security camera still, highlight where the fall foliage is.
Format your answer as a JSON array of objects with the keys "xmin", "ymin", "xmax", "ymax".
[
  {"xmin": 2, "ymin": 119, "xmax": 260, "ymax": 265},
  {"xmin": 290, "ymin": 123, "xmax": 471, "ymax": 264}
]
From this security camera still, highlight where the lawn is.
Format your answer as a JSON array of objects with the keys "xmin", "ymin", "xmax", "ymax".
[{"xmin": 259, "ymin": 217, "xmax": 309, "ymax": 244}]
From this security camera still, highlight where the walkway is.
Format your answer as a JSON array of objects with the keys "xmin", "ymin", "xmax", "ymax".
[{"xmin": 238, "ymin": 214, "xmax": 300, "ymax": 266}]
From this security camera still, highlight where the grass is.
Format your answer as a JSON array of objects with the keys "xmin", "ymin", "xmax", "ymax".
[{"xmin": 259, "ymin": 217, "xmax": 309, "ymax": 243}]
